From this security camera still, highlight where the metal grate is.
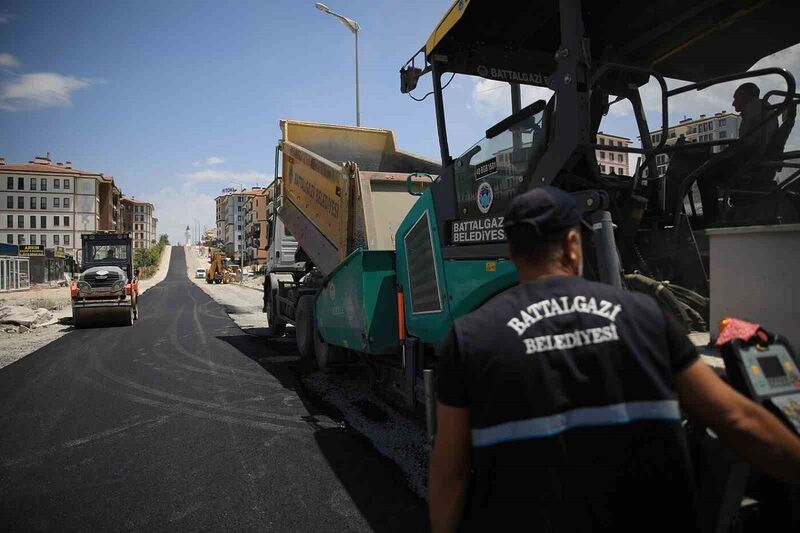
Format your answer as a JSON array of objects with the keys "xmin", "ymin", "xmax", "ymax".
[
  {"xmin": 404, "ymin": 211, "xmax": 442, "ymax": 314},
  {"xmin": 84, "ymin": 271, "xmax": 121, "ymax": 289}
]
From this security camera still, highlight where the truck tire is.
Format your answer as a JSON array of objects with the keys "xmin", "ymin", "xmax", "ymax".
[
  {"xmin": 295, "ymin": 295, "xmax": 316, "ymax": 360},
  {"xmin": 314, "ymin": 328, "xmax": 347, "ymax": 371},
  {"xmin": 265, "ymin": 286, "xmax": 286, "ymax": 336}
]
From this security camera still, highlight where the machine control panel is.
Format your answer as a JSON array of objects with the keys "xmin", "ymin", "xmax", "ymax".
[{"xmin": 722, "ymin": 338, "xmax": 800, "ymax": 435}]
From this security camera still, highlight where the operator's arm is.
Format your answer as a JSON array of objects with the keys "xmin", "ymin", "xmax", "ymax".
[
  {"xmin": 429, "ymin": 403, "xmax": 471, "ymax": 533},
  {"xmin": 429, "ymin": 329, "xmax": 472, "ymax": 533},
  {"xmin": 676, "ymin": 360, "xmax": 800, "ymax": 481}
]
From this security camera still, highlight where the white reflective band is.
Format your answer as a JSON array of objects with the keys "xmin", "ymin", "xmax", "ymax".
[{"xmin": 471, "ymin": 400, "xmax": 681, "ymax": 448}]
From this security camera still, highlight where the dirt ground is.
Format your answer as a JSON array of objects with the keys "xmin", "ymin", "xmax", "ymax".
[{"xmin": 0, "ymin": 246, "xmax": 172, "ymax": 369}]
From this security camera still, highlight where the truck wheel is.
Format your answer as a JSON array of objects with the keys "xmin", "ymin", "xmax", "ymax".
[
  {"xmin": 295, "ymin": 295, "xmax": 316, "ymax": 360},
  {"xmin": 265, "ymin": 286, "xmax": 286, "ymax": 336},
  {"xmin": 314, "ymin": 328, "xmax": 346, "ymax": 371}
]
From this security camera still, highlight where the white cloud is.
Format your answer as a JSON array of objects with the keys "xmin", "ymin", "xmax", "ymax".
[
  {"xmin": 0, "ymin": 72, "xmax": 100, "ymax": 111},
  {"xmin": 193, "ymin": 156, "xmax": 225, "ymax": 167},
  {"xmin": 471, "ymin": 79, "xmax": 553, "ymax": 120},
  {"xmin": 0, "ymin": 53, "xmax": 18, "ymax": 68},
  {"xmin": 182, "ymin": 168, "xmax": 271, "ymax": 186}
]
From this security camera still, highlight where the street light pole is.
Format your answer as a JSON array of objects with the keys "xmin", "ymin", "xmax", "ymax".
[{"xmin": 315, "ymin": 3, "xmax": 360, "ymax": 126}]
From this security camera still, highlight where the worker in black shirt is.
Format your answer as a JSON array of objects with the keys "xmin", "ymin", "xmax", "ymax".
[{"xmin": 428, "ymin": 185, "xmax": 800, "ymax": 533}]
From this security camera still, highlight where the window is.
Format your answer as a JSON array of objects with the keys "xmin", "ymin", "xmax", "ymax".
[
  {"xmin": 30, "ymin": 216, "xmax": 36, "ymax": 229},
  {"xmin": 54, "ymin": 216, "xmax": 60, "ymax": 227},
  {"xmin": 54, "ymin": 197, "xmax": 60, "ymax": 208},
  {"xmin": 30, "ymin": 197, "xmax": 37, "ymax": 209},
  {"xmin": 17, "ymin": 196, "xmax": 23, "ymax": 209},
  {"xmin": 600, "ymin": 164, "xmax": 606, "ymax": 173},
  {"xmin": 17, "ymin": 215, "xmax": 23, "ymax": 228},
  {"xmin": 64, "ymin": 179, "xmax": 70, "ymax": 189},
  {"xmin": 30, "ymin": 177, "xmax": 37, "ymax": 190},
  {"xmin": 7, "ymin": 176, "xmax": 12, "ymax": 189},
  {"xmin": 599, "ymin": 151, "xmax": 605, "ymax": 159},
  {"xmin": 18, "ymin": 234, "xmax": 25, "ymax": 245},
  {"xmin": 617, "ymin": 154, "xmax": 623, "ymax": 162},
  {"xmin": 619, "ymin": 167, "xmax": 625, "ymax": 174},
  {"xmin": 40, "ymin": 178, "xmax": 47, "ymax": 191},
  {"xmin": 18, "ymin": 177, "xmax": 24, "ymax": 189},
  {"xmin": 6, "ymin": 215, "xmax": 12, "ymax": 228},
  {"xmin": 64, "ymin": 216, "xmax": 70, "ymax": 226},
  {"xmin": 6, "ymin": 235, "xmax": 12, "ymax": 244},
  {"xmin": 41, "ymin": 197, "xmax": 46, "ymax": 209},
  {"xmin": 64, "ymin": 235, "xmax": 70, "ymax": 245},
  {"xmin": 54, "ymin": 235, "xmax": 59, "ymax": 245},
  {"xmin": 64, "ymin": 198, "xmax": 70, "ymax": 208},
  {"xmin": 30, "ymin": 234, "xmax": 36, "ymax": 245},
  {"xmin": 40, "ymin": 216, "xmax": 46, "ymax": 228},
  {"xmin": 40, "ymin": 235, "xmax": 46, "ymax": 247},
  {"xmin": 6, "ymin": 196, "xmax": 12, "ymax": 209},
  {"xmin": 54, "ymin": 178, "xmax": 60, "ymax": 189},
  {"xmin": 719, "ymin": 118, "xmax": 726, "ymax": 127},
  {"xmin": 719, "ymin": 131, "xmax": 727, "ymax": 139}
]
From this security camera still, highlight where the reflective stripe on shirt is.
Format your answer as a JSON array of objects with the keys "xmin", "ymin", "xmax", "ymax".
[{"xmin": 471, "ymin": 400, "xmax": 681, "ymax": 447}]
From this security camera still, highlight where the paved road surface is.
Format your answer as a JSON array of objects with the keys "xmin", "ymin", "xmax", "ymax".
[{"xmin": 0, "ymin": 247, "xmax": 426, "ymax": 532}]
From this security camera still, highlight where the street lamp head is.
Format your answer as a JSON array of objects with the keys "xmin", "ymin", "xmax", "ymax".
[{"xmin": 315, "ymin": 3, "xmax": 330, "ymax": 13}]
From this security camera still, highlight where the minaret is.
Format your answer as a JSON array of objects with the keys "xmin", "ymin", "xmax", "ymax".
[{"xmin": 185, "ymin": 225, "xmax": 192, "ymax": 245}]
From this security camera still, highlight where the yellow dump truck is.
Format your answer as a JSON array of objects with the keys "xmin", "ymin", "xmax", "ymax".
[{"xmin": 264, "ymin": 120, "xmax": 440, "ymax": 367}]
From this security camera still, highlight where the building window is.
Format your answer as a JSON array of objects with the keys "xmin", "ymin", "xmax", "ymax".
[
  {"xmin": 54, "ymin": 197, "xmax": 60, "ymax": 208},
  {"xmin": 30, "ymin": 216, "xmax": 36, "ymax": 229},
  {"xmin": 17, "ymin": 215, "xmax": 23, "ymax": 228},
  {"xmin": 41, "ymin": 197, "xmax": 46, "ymax": 209},
  {"xmin": 64, "ymin": 198, "xmax": 70, "ymax": 208},
  {"xmin": 64, "ymin": 216, "xmax": 70, "ymax": 226},
  {"xmin": 31, "ymin": 197, "xmax": 37, "ymax": 209},
  {"xmin": 40, "ymin": 216, "xmax": 46, "ymax": 228},
  {"xmin": 6, "ymin": 235, "xmax": 12, "ymax": 244},
  {"xmin": 619, "ymin": 167, "xmax": 625, "ymax": 174},
  {"xmin": 30, "ymin": 234, "xmax": 36, "ymax": 245},
  {"xmin": 6, "ymin": 214, "xmax": 12, "ymax": 228},
  {"xmin": 600, "ymin": 164, "xmax": 606, "ymax": 173},
  {"xmin": 719, "ymin": 130, "xmax": 727, "ymax": 139},
  {"xmin": 17, "ymin": 196, "xmax": 24, "ymax": 209},
  {"xmin": 30, "ymin": 177, "xmax": 37, "ymax": 190},
  {"xmin": 617, "ymin": 154, "xmax": 623, "ymax": 162},
  {"xmin": 54, "ymin": 178, "xmax": 60, "ymax": 189},
  {"xmin": 599, "ymin": 151, "xmax": 605, "ymax": 159},
  {"xmin": 64, "ymin": 179, "xmax": 70, "ymax": 189},
  {"xmin": 40, "ymin": 235, "xmax": 46, "ymax": 247},
  {"xmin": 6, "ymin": 196, "xmax": 12, "ymax": 209},
  {"xmin": 719, "ymin": 118, "xmax": 726, "ymax": 127},
  {"xmin": 54, "ymin": 235, "xmax": 59, "ymax": 245},
  {"xmin": 54, "ymin": 216, "xmax": 60, "ymax": 226},
  {"xmin": 6, "ymin": 176, "xmax": 12, "ymax": 189},
  {"xmin": 18, "ymin": 234, "xmax": 25, "ymax": 245},
  {"xmin": 18, "ymin": 177, "xmax": 24, "ymax": 189},
  {"xmin": 40, "ymin": 178, "xmax": 47, "ymax": 191},
  {"xmin": 64, "ymin": 235, "xmax": 70, "ymax": 245}
]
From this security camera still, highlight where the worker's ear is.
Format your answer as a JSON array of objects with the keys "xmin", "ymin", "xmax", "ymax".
[{"xmin": 562, "ymin": 228, "xmax": 582, "ymax": 275}]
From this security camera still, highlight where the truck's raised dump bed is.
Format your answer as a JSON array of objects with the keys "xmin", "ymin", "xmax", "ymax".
[{"xmin": 279, "ymin": 120, "xmax": 440, "ymax": 276}]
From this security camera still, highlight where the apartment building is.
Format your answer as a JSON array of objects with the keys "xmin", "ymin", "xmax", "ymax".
[
  {"xmin": 0, "ymin": 155, "xmax": 120, "ymax": 258},
  {"xmin": 120, "ymin": 197, "xmax": 157, "ymax": 249},
  {"xmin": 595, "ymin": 132, "xmax": 633, "ymax": 175},
  {"xmin": 645, "ymin": 111, "xmax": 741, "ymax": 177},
  {"xmin": 215, "ymin": 188, "xmax": 263, "ymax": 260},
  {"xmin": 243, "ymin": 188, "xmax": 269, "ymax": 265}
]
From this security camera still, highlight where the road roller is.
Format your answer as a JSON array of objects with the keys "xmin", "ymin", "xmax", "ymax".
[{"xmin": 71, "ymin": 233, "xmax": 139, "ymax": 328}]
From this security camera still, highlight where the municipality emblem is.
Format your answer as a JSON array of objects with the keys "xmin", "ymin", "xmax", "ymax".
[{"xmin": 477, "ymin": 181, "xmax": 493, "ymax": 214}]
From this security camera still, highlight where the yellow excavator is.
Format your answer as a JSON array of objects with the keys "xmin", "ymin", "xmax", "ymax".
[{"xmin": 205, "ymin": 251, "xmax": 233, "ymax": 284}]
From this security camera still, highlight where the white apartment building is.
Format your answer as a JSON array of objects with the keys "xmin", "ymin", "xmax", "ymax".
[
  {"xmin": 215, "ymin": 189, "xmax": 262, "ymax": 259},
  {"xmin": 595, "ymin": 132, "xmax": 633, "ymax": 175},
  {"xmin": 645, "ymin": 111, "xmax": 741, "ymax": 177},
  {"xmin": 0, "ymin": 155, "xmax": 120, "ymax": 257}
]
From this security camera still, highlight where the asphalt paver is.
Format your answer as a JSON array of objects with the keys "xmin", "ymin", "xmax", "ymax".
[{"xmin": 0, "ymin": 247, "xmax": 427, "ymax": 532}]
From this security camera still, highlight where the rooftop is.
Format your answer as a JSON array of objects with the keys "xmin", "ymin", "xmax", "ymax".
[
  {"xmin": 596, "ymin": 132, "xmax": 632, "ymax": 142},
  {"xmin": 0, "ymin": 155, "xmax": 112, "ymax": 180}
]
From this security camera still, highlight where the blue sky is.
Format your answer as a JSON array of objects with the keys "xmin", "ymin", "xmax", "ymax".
[{"xmin": 1, "ymin": 1, "xmax": 798, "ymax": 243}]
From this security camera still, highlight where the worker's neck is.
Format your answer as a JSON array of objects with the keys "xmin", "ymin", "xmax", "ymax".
[{"xmin": 516, "ymin": 262, "xmax": 576, "ymax": 284}]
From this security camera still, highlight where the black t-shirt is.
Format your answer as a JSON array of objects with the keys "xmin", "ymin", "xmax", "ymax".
[{"xmin": 437, "ymin": 276, "xmax": 701, "ymax": 532}]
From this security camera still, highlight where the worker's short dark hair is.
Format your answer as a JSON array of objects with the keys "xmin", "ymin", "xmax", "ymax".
[
  {"xmin": 736, "ymin": 82, "xmax": 760, "ymax": 99},
  {"xmin": 507, "ymin": 224, "xmax": 578, "ymax": 264}
]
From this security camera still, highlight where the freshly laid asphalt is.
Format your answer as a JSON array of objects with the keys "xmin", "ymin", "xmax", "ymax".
[{"xmin": 0, "ymin": 247, "xmax": 427, "ymax": 532}]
